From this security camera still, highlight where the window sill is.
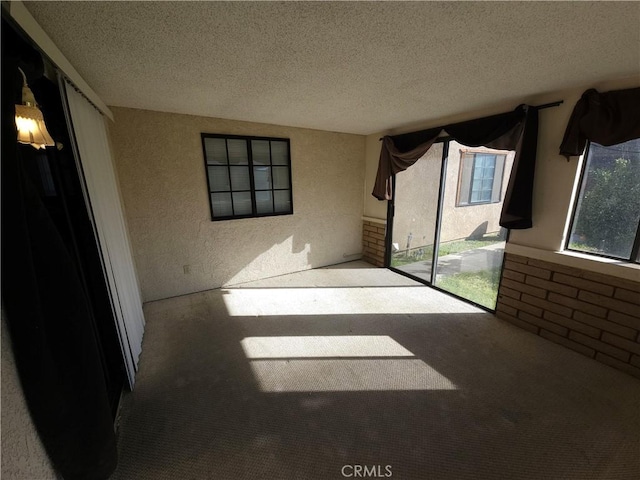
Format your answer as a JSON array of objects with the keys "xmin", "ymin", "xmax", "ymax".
[{"xmin": 505, "ymin": 243, "xmax": 640, "ymax": 283}]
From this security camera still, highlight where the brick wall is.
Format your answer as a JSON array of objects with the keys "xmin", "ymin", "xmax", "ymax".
[
  {"xmin": 496, "ymin": 253, "xmax": 640, "ymax": 379},
  {"xmin": 362, "ymin": 220, "xmax": 386, "ymax": 267}
]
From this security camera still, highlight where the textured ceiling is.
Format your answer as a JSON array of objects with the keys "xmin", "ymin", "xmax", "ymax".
[{"xmin": 24, "ymin": 1, "xmax": 640, "ymax": 135}]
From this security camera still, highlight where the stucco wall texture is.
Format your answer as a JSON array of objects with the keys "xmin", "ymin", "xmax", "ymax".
[
  {"xmin": 109, "ymin": 107, "xmax": 365, "ymax": 302},
  {"xmin": 1, "ymin": 311, "xmax": 57, "ymax": 479}
]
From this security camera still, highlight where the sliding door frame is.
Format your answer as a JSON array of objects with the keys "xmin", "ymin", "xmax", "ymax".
[{"xmin": 386, "ymin": 136, "xmax": 507, "ymax": 313}]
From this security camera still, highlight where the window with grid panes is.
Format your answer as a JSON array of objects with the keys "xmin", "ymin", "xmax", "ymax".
[
  {"xmin": 456, "ymin": 152, "xmax": 506, "ymax": 206},
  {"xmin": 201, "ymin": 134, "xmax": 293, "ymax": 220}
]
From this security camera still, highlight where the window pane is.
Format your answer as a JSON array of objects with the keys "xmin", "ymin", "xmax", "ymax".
[
  {"xmin": 233, "ymin": 192, "xmax": 252, "ymax": 215},
  {"xmin": 204, "ymin": 138, "xmax": 227, "ymax": 165},
  {"xmin": 211, "ymin": 192, "xmax": 233, "ymax": 217},
  {"xmin": 569, "ymin": 139, "xmax": 640, "ymax": 259},
  {"xmin": 202, "ymin": 135, "xmax": 292, "ymax": 221},
  {"xmin": 271, "ymin": 141, "xmax": 289, "ymax": 165},
  {"xmin": 208, "ymin": 166, "xmax": 230, "ymax": 191},
  {"xmin": 227, "ymin": 139, "xmax": 248, "ymax": 165},
  {"xmin": 256, "ymin": 191, "xmax": 273, "ymax": 214},
  {"xmin": 272, "ymin": 167, "xmax": 290, "ymax": 189},
  {"xmin": 230, "ymin": 166, "xmax": 251, "ymax": 191},
  {"xmin": 274, "ymin": 190, "xmax": 291, "ymax": 213},
  {"xmin": 252, "ymin": 140, "xmax": 270, "ymax": 165},
  {"xmin": 253, "ymin": 167, "xmax": 272, "ymax": 190}
]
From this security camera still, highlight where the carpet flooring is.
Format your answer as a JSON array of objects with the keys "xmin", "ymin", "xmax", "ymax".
[{"xmin": 112, "ymin": 261, "xmax": 640, "ymax": 479}]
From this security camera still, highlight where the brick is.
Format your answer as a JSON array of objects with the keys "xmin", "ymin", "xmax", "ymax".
[
  {"xmin": 496, "ymin": 302, "xmax": 518, "ymax": 317},
  {"xmin": 519, "ymin": 311, "xmax": 568, "ymax": 336},
  {"xmin": 578, "ymin": 291, "xmax": 639, "ymax": 317},
  {"xmin": 501, "ymin": 278, "xmax": 546, "ymax": 298},
  {"xmin": 502, "ymin": 269, "xmax": 525, "ymax": 283},
  {"xmin": 495, "ymin": 310, "xmax": 539, "ymax": 334},
  {"xmin": 582, "ymin": 271, "xmax": 640, "ymax": 293},
  {"xmin": 573, "ymin": 311, "xmax": 636, "ymax": 339},
  {"xmin": 539, "ymin": 329, "xmax": 595, "ymax": 358},
  {"xmin": 376, "ymin": 227, "xmax": 386, "ymax": 234},
  {"xmin": 569, "ymin": 332, "xmax": 631, "ymax": 362},
  {"xmin": 363, "ymin": 224, "xmax": 377, "ymax": 233},
  {"xmin": 614, "ymin": 288, "xmax": 640, "ymax": 306},
  {"xmin": 505, "ymin": 253, "xmax": 529, "ymax": 264},
  {"xmin": 601, "ymin": 333, "xmax": 640, "ymax": 356},
  {"xmin": 595, "ymin": 353, "xmax": 640, "ymax": 380},
  {"xmin": 376, "ymin": 240, "xmax": 386, "ymax": 247},
  {"xmin": 552, "ymin": 272, "xmax": 615, "ymax": 296},
  {"xmin": 368, "ymin": 232, "xmax": 385, "ymax": 241},
  {"xmin": 533, "ymin": 260, "xmax": 585, "ymax": 278},
  {"xmin": 525, "ymin": 276, "xmax": 578, "ymax": 298},
  {"xmin": 549, "ymin": 292, "xmax": 607, "ymax": 318},
  {"xmin": 607, "ymin": 311, "xmax": 640, "ymax": 330},
  {"xmin": 498, "ymin": 286, "xmax": 520, "ymax": 300},
  {"xmin": 631, "ymin": 355, "xmax": 640, "ymax": 369},
  {"xmin": 500, "ymin": 295, "xmax": 543, "ymax": 317},
  {"xmin": 521, "ymin": 294, "xmax": 572, "ymax": 318},
  {"xmin": 366, "ymin": 219, "xmax": 385, "ymax": 226},
  {"xmin": 543, "ymin": 311, "xmax": 600, "ymax": 338},
  {"xmin": 503, "ymin": 261, "xmax": 551, "ymax": 280}
]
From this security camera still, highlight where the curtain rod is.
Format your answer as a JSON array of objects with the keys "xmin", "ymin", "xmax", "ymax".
[{"xmin": 379, "ymin": 100, "xmax": 564, "ymax": 140}]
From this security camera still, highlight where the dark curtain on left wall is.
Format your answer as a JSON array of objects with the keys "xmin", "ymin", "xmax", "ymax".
[{"xmin": 1, "ymin": 21, "xmax": 117, "ymax": 480}]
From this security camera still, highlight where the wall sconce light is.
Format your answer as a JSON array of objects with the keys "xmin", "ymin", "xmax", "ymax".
[{"xmin": 15, "ymin": 67, "xmax": 55, "ymax": 150}]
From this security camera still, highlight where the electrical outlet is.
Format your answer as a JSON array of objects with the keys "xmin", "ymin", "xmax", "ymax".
[{"xmin": 183, "ymin": 265, "xmax": 191, "ymax": 274}]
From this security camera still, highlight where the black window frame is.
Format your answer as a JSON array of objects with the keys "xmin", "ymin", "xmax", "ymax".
[
  {"xmin": 201, "ymin": 133, "xmax": 293, "ymax": 221},
  {"xmin": 565, "ymin": 140, "xmax": 640, "ymax": 264}
]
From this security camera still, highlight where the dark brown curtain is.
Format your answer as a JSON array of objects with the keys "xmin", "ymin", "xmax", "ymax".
[
  {"xmin": 372, "ymin": 127, "xmax": 441, "ymax": 201},
  {"xmin": 372, "ymin": 105, "xmax": 539, "ymax": 229},
  {"xmin": 559, "ymin": 87, "xmax": 640, "ymax": 159}
]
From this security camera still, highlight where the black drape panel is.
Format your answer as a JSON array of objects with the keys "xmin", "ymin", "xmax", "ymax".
[
  {"xmin": 372, "ymin": 105, "xmax": 539, "ymax": 229},
  {"xmin": 372, "ymin": 128, "xmax": 441, "ymax": 201},
  {"xmin": 559, "ymin": 87, "xmax": 640, "ymax": 158},
  {"xmin": 497, "ymin": 107, "xmax": 539, "ymax": 229},
  {"xmin": 1, "ymin": 24, "xmax": 117, "ymax": 480}
]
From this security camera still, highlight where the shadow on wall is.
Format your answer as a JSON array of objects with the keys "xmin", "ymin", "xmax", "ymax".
[{"xmin": 112, "ymin": 284, "xmax": 640, "ymax": 480}]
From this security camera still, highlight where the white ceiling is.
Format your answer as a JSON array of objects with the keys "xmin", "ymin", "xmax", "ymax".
[{"xmin": 24, "ymin": 1, "xmax": 640, "ymax": 135}]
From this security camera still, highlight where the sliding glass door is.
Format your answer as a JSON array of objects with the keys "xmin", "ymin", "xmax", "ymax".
[
  {"xmin": 389, "ymin": 139, "xmax": 513, "ymax": 310},
  {"xmin": 389, "ymin": 143, "xmax": 444, "ymax": 282}
]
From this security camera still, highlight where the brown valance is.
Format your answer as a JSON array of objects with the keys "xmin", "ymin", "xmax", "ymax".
[
  {"xmin": 372, "ymin": 104, "xmax": 539, "ymax": 229},
  {"xmin": 559, "ymin": 87, "xmax": 640, "ymax": 159}
]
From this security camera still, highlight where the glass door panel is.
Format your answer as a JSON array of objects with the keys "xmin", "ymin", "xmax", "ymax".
[
  {"xmin": 390, "ymin": 143, "xmax": 444, "ymax": 282},
  {"xmin": 433, "ymin": 140, "xmax": 513, "ymax": 309}
]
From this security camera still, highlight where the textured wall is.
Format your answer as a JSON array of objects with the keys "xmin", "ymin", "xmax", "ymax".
[
  {"xmin": 1, "ymin": 311, "xmax": 57, "ymax": 479},
  {"xmin": 391, "ymin": 142, "xmax": 514, "ymax": 250},
  {"xmin": 109, "ymin": 107, "xmax": 365, "ymax": 301},
  {"xmin": 439, "ymin": 143, "xmax": 514, "ymax": 242}
]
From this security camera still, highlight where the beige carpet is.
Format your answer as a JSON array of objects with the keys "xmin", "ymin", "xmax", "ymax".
[{"xmin": 113, "ymin": 261, "xmax": 640, "ymax": 479}]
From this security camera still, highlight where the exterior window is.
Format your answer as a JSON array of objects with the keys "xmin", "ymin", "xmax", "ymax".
[
  {"xmin": 201, "ymin": 134, "xmax": 293, "ymax": 221},
  {"xmin": 457, "ymin": 152, "xmax": 506, "ymax": 206},
  {"xmin": 567, "ymin": 138, "xmax": 640, "ymax": 262}
]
